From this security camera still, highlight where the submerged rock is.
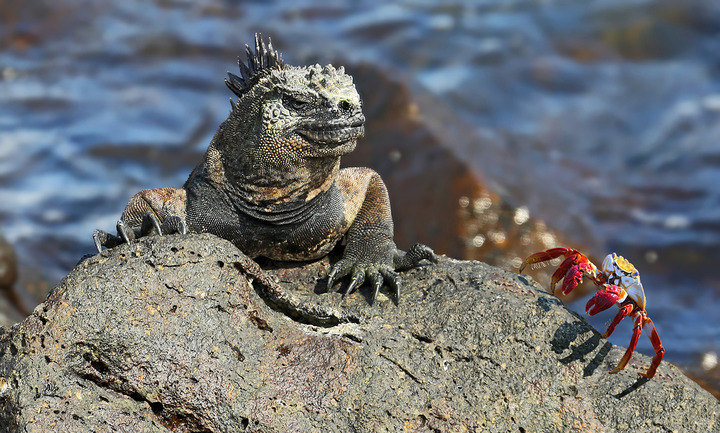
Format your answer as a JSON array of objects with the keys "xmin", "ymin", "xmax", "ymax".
[
  {"xmin": 0, "ymin": 232, "xmax": 21, "ymax": 328},
  {"xmin": 0, "ymin": 234, "xmax": 717, "ymax": 432},
  {"xmin": 0, "ymin": 232, "xmax": 15, "ymax": 292}
]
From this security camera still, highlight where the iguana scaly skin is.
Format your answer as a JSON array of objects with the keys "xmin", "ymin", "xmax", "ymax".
[{"xmin": 94, "ymin": 34, "xmax": 435, "ymax": 303}]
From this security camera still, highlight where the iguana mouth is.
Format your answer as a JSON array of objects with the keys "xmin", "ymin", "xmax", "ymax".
[{"xmin": 297, "ymin": 118, "xmax": 365, "ymax": 146}]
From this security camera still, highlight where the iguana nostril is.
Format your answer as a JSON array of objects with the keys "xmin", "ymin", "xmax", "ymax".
[{"xmin": 339, "ymin": 100, "xmax": 352, "ymax": 111}]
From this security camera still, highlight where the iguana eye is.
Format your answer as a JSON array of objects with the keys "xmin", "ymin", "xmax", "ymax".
[{"xmin": 283, "ymin": 95, "xmax": 310, "ymax": 111}]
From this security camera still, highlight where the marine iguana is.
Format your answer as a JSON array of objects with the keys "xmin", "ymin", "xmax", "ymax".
[{"xmin": 94, "ymin": 34, "xmax": 435, "ymax": 303}]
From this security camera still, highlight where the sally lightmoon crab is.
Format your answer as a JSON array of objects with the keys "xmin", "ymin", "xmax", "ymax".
[{"xmin": 519, "ymin": 248, "xmax": 665, "ymax": 378}]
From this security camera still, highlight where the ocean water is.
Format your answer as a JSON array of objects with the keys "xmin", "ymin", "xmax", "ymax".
[{"xmin": 1, "ymin": 0, "xmax": 719, "ymax": 391}]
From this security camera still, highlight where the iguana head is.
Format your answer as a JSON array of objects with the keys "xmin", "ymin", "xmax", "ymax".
[{"xmin": 224, "ymin": 34, "xmax": 364, "ymax": 161}]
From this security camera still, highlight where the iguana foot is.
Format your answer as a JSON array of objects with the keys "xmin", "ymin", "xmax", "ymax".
[
  {"xmin": 93, "ymin": 212, "xmax": 188, "ymax": 252},
  {"xmin": 327, "ymin": 243, "xmax": 436, "ymax": 304},
  {"xmin": 94, "ymin": 187, "xmax": 188, "ymax": 252}
]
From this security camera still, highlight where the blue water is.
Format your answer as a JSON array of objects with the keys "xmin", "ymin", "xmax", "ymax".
[{"xmin": 1, "ymin": 0, "xmax": 719, "ymax": 383}]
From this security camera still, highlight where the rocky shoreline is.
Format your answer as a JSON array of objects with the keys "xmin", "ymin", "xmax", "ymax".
[{"xmin": 0, "ymin": 234, "xmax": 718, "ymax": 432}]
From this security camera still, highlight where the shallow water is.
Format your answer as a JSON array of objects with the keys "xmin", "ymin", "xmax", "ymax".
[{"xmin": 1, "ymin": 0, "xmax": 719, "ymax": 390}]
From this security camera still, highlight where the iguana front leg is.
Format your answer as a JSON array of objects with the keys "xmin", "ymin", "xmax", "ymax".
[
  {"xmin": 93, "ymin": 187, "xmax": 188, "ymax": 252},
  {"xmin": 327, "ymin": 168, "xmax": 436, "ymax": 303}
]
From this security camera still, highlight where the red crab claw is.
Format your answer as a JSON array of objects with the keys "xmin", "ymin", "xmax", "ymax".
[
  {"xmin": 585, "ymin": 285, "xmax": 624, "ymax": 316},
  {"xmin": 560, "ymin": 262, "xmax": 597, "ymax": 295},
  {"xmin": 560, "ymin": 265, "xmax": 583, "ymax": 295}
]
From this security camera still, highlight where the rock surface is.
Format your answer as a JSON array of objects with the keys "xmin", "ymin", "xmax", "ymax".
[{"xmin": 0, "ymin": 234, "xmax": 717, "ymax": 432}]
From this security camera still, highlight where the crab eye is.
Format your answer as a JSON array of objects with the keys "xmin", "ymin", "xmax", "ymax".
[{"xmin": 284, "ymin": 95, "xmax": 310, "ymax": 111}]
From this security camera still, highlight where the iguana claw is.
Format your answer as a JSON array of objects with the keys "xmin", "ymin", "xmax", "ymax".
[
  {"xmin": 116, "ymin": 220, "xmax": 134, "ymax": 244},
  {"xmin": 93, "ymin": 229, "xmax": 120, "ymax": 253},
  {"xmin": 345, "ymin": 272, "xmax": 365, "ymax": 297},
  {"xmin": 141, "ymin": 212, "xmax": 162, "ymax": 236},
  {"xmin": 161, "ymin": 215, "xmax": 187, "ymax": 235}
]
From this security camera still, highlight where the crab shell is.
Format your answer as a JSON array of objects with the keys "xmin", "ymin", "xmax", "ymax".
[{"xmin": 601, "ymin": 253, "xmax": 646, "ymax": 310}]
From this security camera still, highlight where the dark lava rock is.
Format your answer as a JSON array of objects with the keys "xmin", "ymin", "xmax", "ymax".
[{"xmin": 0, "ymin": 234, "xmax": 717, "ymax": 432}]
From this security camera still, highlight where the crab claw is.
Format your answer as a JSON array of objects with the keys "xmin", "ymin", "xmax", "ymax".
[
  {"xmin": 585, "ymin": 285, "xmax": 624, "ymax": 316},
  {"xmin": 561, "ymin": 265, "xmax": 583, "ymax": 295}
]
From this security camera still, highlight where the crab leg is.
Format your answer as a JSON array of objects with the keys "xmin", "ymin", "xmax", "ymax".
[
  {"xmin": 602, "ymin": 304, "xmax": 633, "ymax": 338},
  {"xmin": 639, "ymin": 316, "xmax": 665, "ymax": 378},
  {"xmin": 610, "ymin": 313, "xmax": 643, "ymax": 374},
  {"xmin": 519, "ymin": 247, "xmax": 580, "ymax": 273}
]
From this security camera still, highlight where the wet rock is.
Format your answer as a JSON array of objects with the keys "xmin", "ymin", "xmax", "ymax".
[{"xmin": 0, "ymin": 234, "xmax": 717, "ymax": 432}]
